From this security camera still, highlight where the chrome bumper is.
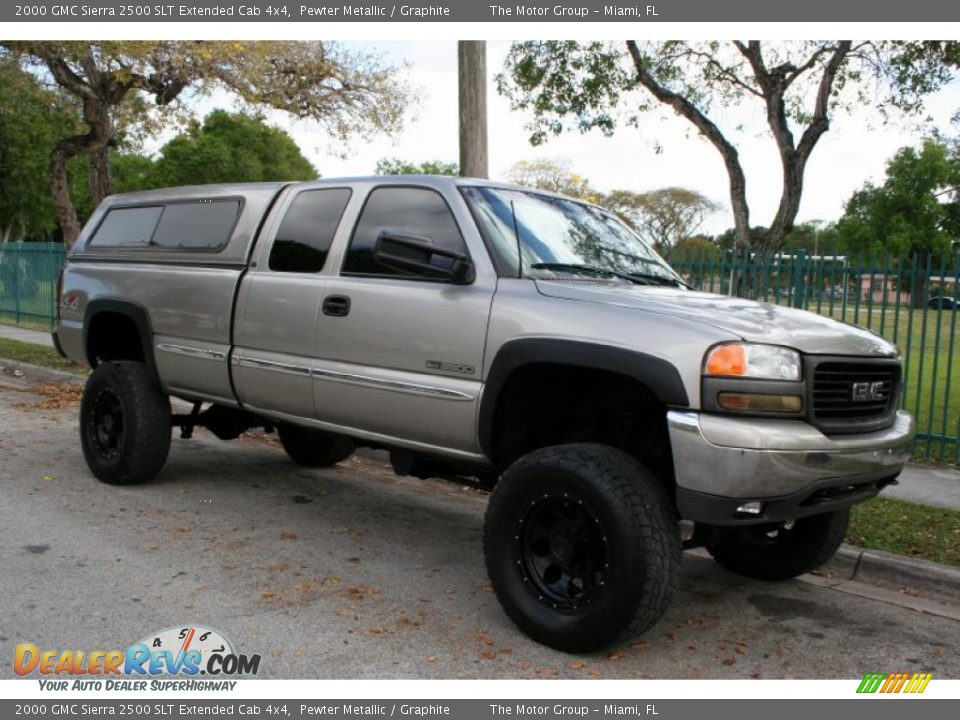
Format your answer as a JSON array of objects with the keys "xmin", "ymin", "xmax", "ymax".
[{"xmin": 667, "ymin": 410, "xmax": 915, "ymax": 524}]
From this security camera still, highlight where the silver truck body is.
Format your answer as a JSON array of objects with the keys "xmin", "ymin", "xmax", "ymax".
[{"xmin": 56, "ymin": 176, "xmax": 915, "ymax": 524}]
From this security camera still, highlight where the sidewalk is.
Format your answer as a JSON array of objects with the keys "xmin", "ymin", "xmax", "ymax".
[
  {"xmin": 1, "ymin": 320, "xmax": 959, "ymax": 508},
  {"xmin": 887, "ymin": 464, "xmax": 960, "ymax": 510},
  {"xmin": 0, "ymin": 323, "xmax": 53, "ymax": 348}
]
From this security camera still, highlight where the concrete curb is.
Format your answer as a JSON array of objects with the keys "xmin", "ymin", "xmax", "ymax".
[{"xmin": 825, "ymin": 543, "xmax": 960, "ymax": 606}]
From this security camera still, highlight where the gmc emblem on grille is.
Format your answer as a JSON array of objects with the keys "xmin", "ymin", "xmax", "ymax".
[{"xmin": 851, "ymin": 381, "xmax": 884, "ymax": 402}]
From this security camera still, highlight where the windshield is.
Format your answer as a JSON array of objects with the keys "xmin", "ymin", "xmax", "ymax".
[{"xmin": 462, "ymin": 186, "xmax": 684, "ymax": 286}]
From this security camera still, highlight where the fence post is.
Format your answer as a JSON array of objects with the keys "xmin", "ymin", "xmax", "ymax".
[{"xmin": 13, "ymin": 243, "xmax": 21, "ymax": 324}]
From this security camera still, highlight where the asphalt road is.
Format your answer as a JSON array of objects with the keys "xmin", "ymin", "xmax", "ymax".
[{"xmin": 1, "ymin": 372, "xmax": 958, "ymax": 680}]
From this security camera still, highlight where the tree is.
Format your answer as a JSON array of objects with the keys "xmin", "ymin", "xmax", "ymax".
[
  {"xmin": 69, "ymin": 151, "xmax": 158, "ymax": 223},
  {"xmin": 151, "ymin": 110, "xmax": 318, "ymax": 187},
  {"xmin": 505, "ymin": 158, "xmax": 599, "ymax": 201},
  {"xmin": 0, "ymin": 59, "xmax": 77, "ymax": 241},
  {"xmin": 603, "ymin": 187, "xmax": 720, "ymax": 255},
  {"xmin": 837, "ymin": 139, "xmax": 960, "ymax": 305},
  {"xmin": 2, "ymin": 41, "xmax": 411, "ymax": 245},
  {"xmin": 499, "ymin": 41, "xmax": 955, "ymax": 259},
  {"xmin": 375, "ymin": 158, "xmax": 459, "ymax": 175}
]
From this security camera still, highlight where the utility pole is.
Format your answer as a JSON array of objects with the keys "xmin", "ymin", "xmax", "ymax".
[{"xmin": 458, "ymin": 41, "xmax": 488, "ymax": 179}]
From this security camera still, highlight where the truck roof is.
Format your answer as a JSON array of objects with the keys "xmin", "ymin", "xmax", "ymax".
[{"xmin": 101, "ymin": 175, "xmax": 549, "ymax": 205}]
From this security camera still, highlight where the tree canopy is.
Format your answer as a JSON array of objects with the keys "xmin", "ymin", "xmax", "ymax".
[
  {"xmin": 505, "ymin": 158, "xmax": 599, "ymax": 201},
  {"xmin": 1, "ymin": 41, "xmax": 412, "ymax": 245},
  {"xmin": 837, "ymin": 139, "xmax": 960, "ymax": 262},
  {"xmin": 151, "ymin": 110, "xmax": 318, "ymax": 187},
  {"xmin": 0, "ymin": 59, "xmax": 77, "ymax": 241},
  {"xmin": 499, "ymin": 41, "xmax": 956, "ymax": 258},
  {"xmin": 604, "ymin": 187, "xmax": 720, "ymax": 255},
  {"xmin": 375, "ymin": 157, "xmax": 459, "ymax": 175}
]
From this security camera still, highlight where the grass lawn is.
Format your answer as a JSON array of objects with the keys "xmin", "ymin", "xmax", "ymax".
[
  {"xmin": 848, "ymin": 497, "xmax": 960, "ymax": 567},
  {"xmin": 0, "ymin": 337, "xmax": 87, "ymax": 375}
]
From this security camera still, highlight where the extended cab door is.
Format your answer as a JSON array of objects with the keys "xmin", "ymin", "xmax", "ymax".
[
  {"xmin": 232, "ymin": 186, "xmax": 353, "ymax": 418},
  {"xmin": 312, "ymin": 183, "xmax": 496, "ymax": 455}
]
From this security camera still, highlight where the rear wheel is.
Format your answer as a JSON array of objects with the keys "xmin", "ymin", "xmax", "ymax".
[
  {"xmin": 706, "ymin": 509, "xmax": 849, "ymax": 581},
  {"xmin": 484, "ymin": 443, "xmax": 680, "ymax": 653},
  {"xmin": 277, "ymin": 424, "xmax": 355, "ymax": 467},
  {"xmin": 80, "ymin": 361, "xmax": 171, "ymax": 485}
]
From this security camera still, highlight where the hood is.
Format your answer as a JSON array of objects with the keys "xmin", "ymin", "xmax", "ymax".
[{"xmin": 535, "ymin": 280, "xmax": 898, "ymax": 357}]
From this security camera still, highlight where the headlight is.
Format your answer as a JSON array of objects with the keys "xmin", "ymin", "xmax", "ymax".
[{"xmin": 703, "ymin": 343, "xmax": 801, "ymax": 381}]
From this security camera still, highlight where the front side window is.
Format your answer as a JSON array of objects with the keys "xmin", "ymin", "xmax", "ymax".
[
  {"xmin": 269, "ymin": 189, "xmax": 352, "ymax": 273},
  {"xmin": 462, "ymin": 187, "xmax": 684, "ymax": 286},
  {"xmin": 343, "ymin": 187, "xmax": 467, "ymax": 277}
]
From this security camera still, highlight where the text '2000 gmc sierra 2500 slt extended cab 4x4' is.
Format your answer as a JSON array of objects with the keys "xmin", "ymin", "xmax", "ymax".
[{"xmin": 55, "ymin": 176, "xmax": 915, "ymax": 652}]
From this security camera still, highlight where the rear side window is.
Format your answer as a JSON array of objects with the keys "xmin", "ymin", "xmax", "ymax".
[
  {"xmin": 89, "ymin": 206, "xmax": 163, "ymax": 247},
  {"xmin": 152, "ymin": 199, "xmax": 241, "ymax": 249},
  {"xmin": 268, "ymin": 189, "xmax": 352, "ymax": 273},
  {"xmin": 89, "ymin": 199, "xmax": 241, "ymax": 250},
  {"xmin": 343, "ymin": 187, "xmax": 466, "ymax": 276}
]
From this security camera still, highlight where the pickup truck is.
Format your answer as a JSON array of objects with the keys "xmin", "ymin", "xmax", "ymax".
[{"xmin": 55, "ymin": 176, "xmax": 915, "ymax": 652}]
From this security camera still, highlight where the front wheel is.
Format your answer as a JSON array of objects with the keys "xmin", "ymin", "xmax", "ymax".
[
  {"xmin": 706, "ymin": 509, "xmax": 849, "ymax": 581},
  {"xmin": 484, "ymin": 444, "xmax": 680, "ymax": 653},
  {"xmin": 80, "ymin": 361, "xmax": 171, "ymax": 485}
]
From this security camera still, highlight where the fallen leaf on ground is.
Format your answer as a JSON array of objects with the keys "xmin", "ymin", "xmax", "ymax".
[
  {"xmin": 480, "ymin": 651, "xmax": 496, "ymax": 660},
  {"xmin": 568, "ymin": 660, "xmax": 585, "ymax": 670},
  {"xmin": 475, "ymin": 634, "xmax": 494, "ymax": 646},
  {"xmin": 280, "ymin": 532, "xmax": 298, "ymax": 540}
]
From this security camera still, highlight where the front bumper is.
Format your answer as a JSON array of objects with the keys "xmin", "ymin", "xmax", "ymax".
[{"xmin": 667, "ymin": 409, "xmax": 915, "ymax": 525}]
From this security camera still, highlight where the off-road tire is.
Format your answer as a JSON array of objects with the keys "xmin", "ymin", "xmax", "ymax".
[
  {"xmin": 80, "ymin": 361, "xmax": 171, "ymax": 485},
  {"xmin": 277, "ymin": 424, "xmax": 355, "ymax": 467},
  {"xmin": 706, "ymin": 509, "xmax": 849, "ymax": 581},
  {"xmin": 484, "ymin": 443, "xmax": 680, "ymax": 653}
]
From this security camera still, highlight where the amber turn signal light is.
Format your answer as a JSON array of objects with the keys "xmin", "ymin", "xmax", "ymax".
[
  {"xmin": 717, "ymin": 393, "xmax": 803, "ymax": 413},
  {"xmin": 704, "ymin": 344, "xmax": 747, "ymax": 376}
]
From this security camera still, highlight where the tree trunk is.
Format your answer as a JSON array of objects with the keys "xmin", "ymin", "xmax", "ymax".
[
  {"xmin": 88, "ymin": 146, "xmax": 114, "ymax": 207},
  {"xmin": 458, "ymin": 41, "xmax": 489, "ymax": 179},
  {"xmin": 50, "ymin": 142, "xmax": 83, "ymax": 247},
  {"xmin": 49, "ymin": 98, "xmax": 113, "ymax": 247}
]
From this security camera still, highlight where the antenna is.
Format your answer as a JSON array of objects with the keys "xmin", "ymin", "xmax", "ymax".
[{"xmin": 510, "ymin": 199, "xmax": 523, "ymax": 279}]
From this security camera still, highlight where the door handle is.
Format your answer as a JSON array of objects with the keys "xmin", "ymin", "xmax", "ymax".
[{"xmin": 322, "ymin": 295, "xmax": 351, "ymax": 317}]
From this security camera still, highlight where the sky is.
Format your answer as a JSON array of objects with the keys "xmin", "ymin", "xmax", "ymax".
[{"xmin": 175, "ymin": 41, "xmax": 960, "ymax": 236}]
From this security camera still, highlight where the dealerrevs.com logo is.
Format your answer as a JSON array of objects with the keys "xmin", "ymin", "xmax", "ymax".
[{"xmin": 14, "ymin": 626, "xmax": 261, "ymax": 691}]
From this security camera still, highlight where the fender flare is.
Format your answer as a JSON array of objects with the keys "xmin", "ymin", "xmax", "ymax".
[
  {"xmin": 83, "ymin": 298, "xmax": 159, "ymax": 386},
  {"xmin": 478, "ymin": 338, "xmax": 689, "ymax": 460}
]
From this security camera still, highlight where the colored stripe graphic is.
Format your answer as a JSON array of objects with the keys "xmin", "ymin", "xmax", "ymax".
[{"xmin": 857, "ymin": 672, "xmax": 932, "ymax": 694}]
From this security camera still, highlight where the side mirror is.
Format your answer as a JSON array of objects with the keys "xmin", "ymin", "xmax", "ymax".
[{"xmin": 374, "ymin": 230, "xmax": 473, "ymax": 283}]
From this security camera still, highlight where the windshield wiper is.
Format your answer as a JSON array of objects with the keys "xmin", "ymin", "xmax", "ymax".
[
  {"xmin": 530, "ymin": 262, "xmax": 690, "ymax": 289},
  {"xmin": 624, "ymin": 271, "xmax": 691, "ymax": 289},
  {"xmin": 528, "ymin": 262, "xmax": 655, "ymax": 285}
]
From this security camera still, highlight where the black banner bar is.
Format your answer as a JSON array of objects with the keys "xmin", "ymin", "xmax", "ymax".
[
  {"xmin": 1, "ymin": 699, "xmax": 958, "ymax": 719},
  {"xmin": 3, "ymin": 0, "xmax": 960, "ymax": 23}
]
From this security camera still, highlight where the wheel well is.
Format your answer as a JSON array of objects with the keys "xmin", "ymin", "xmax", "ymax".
[
  {"xmin": 86, "ymin": 311, "xmax": 145, "ymax": 367},
  {"xmin": 488, "ymin": 363, "xmax": 675, "ymax": 487}
]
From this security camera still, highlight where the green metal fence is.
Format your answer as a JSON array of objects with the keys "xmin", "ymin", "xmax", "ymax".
[
  {"xmin": 670, "ymin": 249, "xmax": 960, "ymax": 463},
  {"xmin": 0, "ymin": 242, "xmax": 66, "ymax": 329}
]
